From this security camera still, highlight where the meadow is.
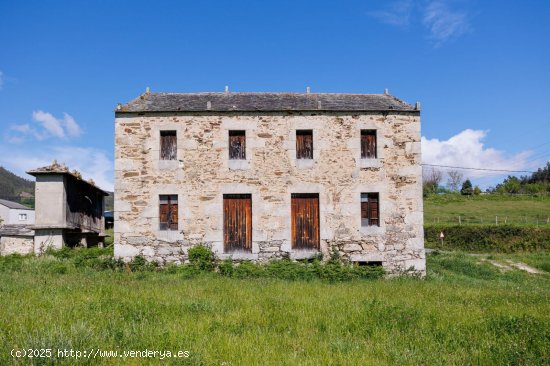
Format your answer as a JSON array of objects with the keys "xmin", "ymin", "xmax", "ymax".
[
  {"xmin": 0, "ymin": 248, "xmax": 548, "ymax": 365},
  {"xmin": 424, "ymin": 193, "xmax": 550, "ymax": 225}
]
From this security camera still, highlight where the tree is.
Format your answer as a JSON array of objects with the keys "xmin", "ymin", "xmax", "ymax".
[
  {"xmin": 423, "ymin": 167, "xmax": 443, "ymax": 196},
  {"xmin": 446, "ymin": 170, "xmax": 464, "ymax": 192},
  {"xmin": 473, "ymin": 185, "xmax": 481, "ymax": 195},
  {"xmin": 461, "ymin": 179, "xmax": 473, "ymax": 195}
]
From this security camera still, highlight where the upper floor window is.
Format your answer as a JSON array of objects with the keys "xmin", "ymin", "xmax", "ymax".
[
  {"xmin": 19, "ymin": 213, "xmax": 27, "ymax": 221},
  {"xmin": 159, "ymin": 195, "xmax": 178, "ymax": 230},
  {"xmin": 229, "ymin": 131, "xmax": 246, "ymax": 160},
  {"xmin": 361, "ymin": 130, "xmax": 377, "ymax": 159},
  {"xmin": 296, "ymin": 130, "xmax": 313, "ymax": 159},
  {"xmin": 361, "ymin": 193, "xmax": 379, "ymax": 227},
  {"xmin": 160, "ymin": 131, "xmax": 177, "ymax": 160}
]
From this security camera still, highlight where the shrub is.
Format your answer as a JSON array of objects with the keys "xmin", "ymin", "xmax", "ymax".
[
  {"xmin": 218, "ymin": 259, "xmax": 234, "ymax": 277},
  {"xmin": 425, "ymin": 225, "xmax": 550, "ymax": 252},
  {"xmin": 188, "ymin": 245, "xmax": 215, "ymax": 271},
  {"xmin": 232, "ymin": 261, "xmax": 264, "ymax": 278}
]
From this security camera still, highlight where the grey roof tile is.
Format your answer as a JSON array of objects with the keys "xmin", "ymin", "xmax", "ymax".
[
  {"xmin": 0, "ymin": 199, "xmax": 33, "ymax": 210},
  {"xmin": 118, "ymin": 92, "xmax": 417, "ymax": 113}
]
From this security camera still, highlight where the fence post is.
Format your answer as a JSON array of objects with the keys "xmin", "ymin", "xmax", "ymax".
[
  {"xmin": 458, "ymin": 216, "xmax": 461, "ymax": 225},
  {"xmin": 496, "ymin": 216, "xmax": 498, "ymax": 225}
]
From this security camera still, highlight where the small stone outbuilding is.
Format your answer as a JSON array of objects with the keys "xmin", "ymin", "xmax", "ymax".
[{"xmin": 114, "ymin": 91, "xmax": 425, "ymax": 274}]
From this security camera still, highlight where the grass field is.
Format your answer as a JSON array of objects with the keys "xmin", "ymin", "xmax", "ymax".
[
  {"xmin": 424, "ymin": 194, "xmax": 550, "ymax": 225},
  {"xmin": 0, "ymin": 250, "xmax": 548, "ymax": 365}
]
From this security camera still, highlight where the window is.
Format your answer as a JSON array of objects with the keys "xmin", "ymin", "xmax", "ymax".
[
  {"xmin": 19, "ymin": 213, "xmax": 27, "ymax": 221},
  {"xmin": 160, "ymin": 131, "xmax": 177, "ymax": 160},
  {"xmin": 296, "ymin": 130, "xmax": 313, "ymax": 159},
  {"xmin": 229, "ymin": 131, "xmax": 246, "ymax": 160},
  {"xmin": 361, "ymin": 193, "xmax": 379, "ymax": 227},
  {"xmin": 361, "ymin": 130, "xmax": 377, "ymax": 159},
  {"xmin": 159, "ymin": 195, "xmax": 178, "ymax": 230}
]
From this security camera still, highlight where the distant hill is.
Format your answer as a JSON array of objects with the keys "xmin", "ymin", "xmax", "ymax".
[{"xmin": 0, "ymin": 167, "xmax": 35, "ymax": 207}]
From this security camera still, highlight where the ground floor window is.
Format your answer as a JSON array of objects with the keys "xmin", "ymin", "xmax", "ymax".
[
  {"xmin": 159, "ymin": 195, "xmax": 178, "ymax": 230},
  {"xmin": 361, "ymin": 193, "xmax": 379, "ymax": 227}
]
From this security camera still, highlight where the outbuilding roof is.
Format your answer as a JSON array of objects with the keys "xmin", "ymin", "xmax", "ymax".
[
  {"xmin": 27, "ymin": 161, "xmax": 110, "ymax": 196},
  {"xmin": 0, "ymin": 199, "xmax": 33, "ymax": 210},
  {"xmin": 0, "ymin": 224, "xmax": 34, "ymax": 237},
  {"xmin": 117, "ymin": 92, "xmax": 418, "ymax": 113}
]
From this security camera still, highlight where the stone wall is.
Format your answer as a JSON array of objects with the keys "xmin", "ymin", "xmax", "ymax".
[
  {"xmin": 114, "ymin": 111, "xmax": 425, "ymax": 274},
  {"xmin": 0, "ymin": 236, "xmax": 34, "ymax": 255}
]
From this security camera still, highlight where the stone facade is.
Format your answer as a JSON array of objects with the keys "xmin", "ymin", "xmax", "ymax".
[{"xmin": 114, "ymin": 92, "xmax": 425, "ymax": 274}]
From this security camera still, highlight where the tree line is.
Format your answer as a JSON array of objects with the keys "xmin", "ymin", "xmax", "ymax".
[{"xmin": 423, "ymin": 161, "xmax": 550, "ymax": 196}]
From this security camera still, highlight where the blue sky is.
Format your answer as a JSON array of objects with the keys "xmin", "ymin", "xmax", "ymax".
[{"xmin": 1, "ymin": 0, "xmax": 549, "ymax": 191}]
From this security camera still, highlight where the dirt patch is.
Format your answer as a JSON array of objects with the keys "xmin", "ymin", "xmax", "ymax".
[{"xmin": 506, "ymin": 261, "xmax": 542, "ymax": 274}]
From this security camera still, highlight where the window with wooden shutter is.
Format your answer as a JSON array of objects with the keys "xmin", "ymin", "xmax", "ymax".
[
  {"xmin": 229, "ymin": 131, "xmax": 246, "ymax": 160},
  {"xmin": 361, "ymin": 193, "xmax": 379, "ymax": 227},
  {"xmin": 159, "ymin": 195, "xmax": 178, "ymax": 230},
  {"xmin": 361, "ymin": 130, "xmax": 377, "ymax": 159},
  {"xmin": 160, "ymin": 131, "xmax": 177, "ymax": 160},
  {"xmin": 296, "ymin": 130, "xmax": 313, "ymax": 159}
]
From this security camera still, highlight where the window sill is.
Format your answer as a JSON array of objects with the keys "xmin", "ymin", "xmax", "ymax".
[
  {"xmin": 295, "ymin": 159, "xmax": 315, "ymax": 169},
  {"xmin": 359, "ymin": 158, "xmax": 382, "ymax": 169},
  {"xmin": 360, "ymin": 226, "xmax": 385, "ymax": 236},
  {"xmin": 156, "ymin": 230, "xmax": 182, "ymax": 242},
  {"xmin": 228, "ymin": 159, "xmax": 250, "ymax": 170},
  {"xmin": 158, "ymin": 160, "xmax": 180, "ymax": 170}
]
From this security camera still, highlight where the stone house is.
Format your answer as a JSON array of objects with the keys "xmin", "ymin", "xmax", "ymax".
[
  {"xmin": 0, "ymin": 199, "xmax": 35, "ymax": 225},
  {"xmin": 114, "ymin": 91, "xmax": 425, "ymax": 274}
]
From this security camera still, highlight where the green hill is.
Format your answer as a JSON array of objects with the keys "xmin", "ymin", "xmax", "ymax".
[
  {"xmin": 424, "ymin": 193, "xmax": 550, "ymax": 226},
  {"xmin": 0, "ymin": 166, "xmax": 35, "ymax": 207}
]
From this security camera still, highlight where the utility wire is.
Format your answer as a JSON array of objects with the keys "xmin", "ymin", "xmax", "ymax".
[{"xmin": 421, "ymin": 163, "xmax": 536, "ymax": 174}]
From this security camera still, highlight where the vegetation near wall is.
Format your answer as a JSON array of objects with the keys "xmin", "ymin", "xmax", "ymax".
[{"xmin": 425, "ymin": 225, "xmax": 550, "ymax": 252}]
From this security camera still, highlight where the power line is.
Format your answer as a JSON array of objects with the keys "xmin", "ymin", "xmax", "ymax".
[{"xmin": 421, "ymin": 163, "xmax": 536, "ymax": 174}]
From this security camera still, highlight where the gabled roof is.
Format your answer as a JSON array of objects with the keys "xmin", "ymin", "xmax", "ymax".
[
  {"xmin": 0, "ymin": 199, "xmax": 33, "ymax": 210},
  {"xmin": 27, "ymin": 161, "xmax": 109, "ymax": 196},
  {"xmin": 117, "ymin": 92, "xmax": 418, "ymax": 113}
]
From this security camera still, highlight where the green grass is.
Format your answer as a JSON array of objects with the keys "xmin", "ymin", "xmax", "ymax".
[
  {"xmin": 424, "ymin": 193, "xmax": 550, "ymax": 225},
  {"xmin": 0, "ymin": 251, "xmax": 548, "ymax": 365}
]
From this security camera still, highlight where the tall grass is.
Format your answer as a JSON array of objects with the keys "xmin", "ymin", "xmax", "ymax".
[{"xmin": 0, "ymin": 251, "xmax": 548, "ymax": 365}]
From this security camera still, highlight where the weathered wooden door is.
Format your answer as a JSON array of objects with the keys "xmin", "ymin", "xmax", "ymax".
[
  {"xmin": 291, "ymin": 193, "xmax": 320, "ymax": 249},
  {"xmin": 223, "ymin": 194, "xmax": 252, "ymax": 252}
]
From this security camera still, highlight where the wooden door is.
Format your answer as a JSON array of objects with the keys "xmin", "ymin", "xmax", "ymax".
[
  {"xmin": 223, "ymin": 194, "xmax": 252, "ymax": 252},
  {"xmin": 291, "ymin": 194, "xmax": 320, "ymax": 249}
]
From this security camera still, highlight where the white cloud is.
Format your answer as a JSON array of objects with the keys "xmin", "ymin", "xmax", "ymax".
[
  {"xmin": 422, "ymin": 1, "xmax": 470, "ymax": 44},
  {"xmin": 32, "ymin": 110, "xmax": 83, "ymax": 139},
  {"xmin": 0, "ymin": 145, "xmax": 114, "ymax": 191},
  {"xmin": 61, "ymin": 112, "xmax": 82, "ymax": 137},
  {"xmin": 368, "ymin": 0, "xmax": 413, "ymax": 27},
  {"xmin": 368, "ymin": 0, "xmax": 471, "ymax": 45},
  {"xmin": 6, "ymin": 111, "xmax": 83, "ymax": 143},
  {"xmin": 422, "ymin": 129, "xmax": 531, "ymax": 181}
]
